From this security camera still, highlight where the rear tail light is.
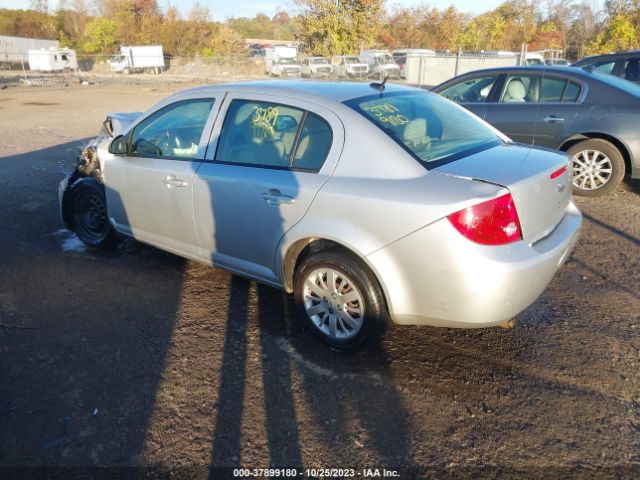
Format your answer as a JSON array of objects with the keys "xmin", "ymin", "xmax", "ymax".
[{"xmin": 447, "ymin": 193, "xmax": 522, "ymax": 245}]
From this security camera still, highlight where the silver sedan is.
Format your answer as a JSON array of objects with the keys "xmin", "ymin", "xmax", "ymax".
[{"xmin": 59, "ymin": 81, "xmax": 582, "ymax": 348}]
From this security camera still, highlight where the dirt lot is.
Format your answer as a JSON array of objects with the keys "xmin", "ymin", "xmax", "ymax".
[{"xmin": 0, "ymin": 82, "xmax": 639, "ymax": 479}]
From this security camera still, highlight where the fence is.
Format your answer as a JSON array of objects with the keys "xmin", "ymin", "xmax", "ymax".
[
  {"xmin": 2, "ymin": 51, "xmax": 522, "ymax": 87},
  {"xmin": 0, "ymin": 54, "xmax": 267, "ymax": 84},
  {"xmin": 406, "ymin": 52, "xmax": 520, "ymax": 87}
]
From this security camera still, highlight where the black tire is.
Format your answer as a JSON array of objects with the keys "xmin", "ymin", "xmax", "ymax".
[
  {"xmin": 567, "ymin": 138, "xmax": 625, "ymax": 197},
  {"xmin": 294, "ymin": 250, "xmax": 388, "ymax": 349},
  {"xmin": 71, "ymin": 182, "xmax": 115, "ymax": 248}
]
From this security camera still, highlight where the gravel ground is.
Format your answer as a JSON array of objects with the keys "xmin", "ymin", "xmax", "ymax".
[{"xmin": 0, "ymin": 82, "xmax": 639, "ymax": 479}]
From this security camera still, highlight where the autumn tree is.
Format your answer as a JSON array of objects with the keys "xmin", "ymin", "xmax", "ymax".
[
  {"xmin": 589, "ymin": 13, "xmax": 639, "ymax": 53},
  {"xmin": 293, "ymin": 0, "xmax": 384, "ymax": 56},
  {"xmin": 56, "ymin": 0, "xmax": 90, "ymax": 49},
  {"xmin": 83, "ymin": 17, "xmax": 117, "ymax": 53}
]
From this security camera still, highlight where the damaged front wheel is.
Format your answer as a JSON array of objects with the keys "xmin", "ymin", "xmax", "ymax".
[{"xmin": 71, "ymin": 182, "xmax": 115, "ymax": 247}]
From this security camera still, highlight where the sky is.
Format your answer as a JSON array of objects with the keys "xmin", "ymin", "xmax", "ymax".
[{"xmin": 0, "ymin": 0, "xmax": 512, "ymax": 20}]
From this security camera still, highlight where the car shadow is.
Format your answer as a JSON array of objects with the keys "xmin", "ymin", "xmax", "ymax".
[{"xmin": 0, "ymin": 140, "xmax": 185, "ymax": 468}]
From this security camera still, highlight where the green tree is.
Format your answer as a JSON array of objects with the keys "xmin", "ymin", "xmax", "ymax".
[
  {"xmin": 293, "ymin": 0, "xmax": 384, "ymax": 56},
  {"xmin": 589, "ymin": 13, "xmax": 639, "ymax": 53},
  {"xmin": 83, "ymin": 17, "xmax": 117, "ymax": 53}
]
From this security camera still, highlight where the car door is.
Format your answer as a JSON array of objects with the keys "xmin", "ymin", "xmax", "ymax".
[
  {"xmin": 192, "ymin": 94, "xmax": 344, "ymax": 284},
  {"xmin": 103, "ymin": 94, "xmax": 222, "ymax": 259},
  {"xmin": 530, "ymin": 73, "xmax": 581, "ymax": 148},
  {"xmin": 436, "ymin": 72, "xmax": 500, "ymax": 120},
  {"xmin": 483, "ymin": 72, "xmax": 542, "ymax": 145}
]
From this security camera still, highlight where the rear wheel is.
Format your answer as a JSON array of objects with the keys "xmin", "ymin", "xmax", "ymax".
[
  {"xmin": 294, "ymin": 250, "xmax": 387, "ymax": 348},
  {"xmin": 568, "ymin": 138, "xmax": 625, "ymax": 197},
  {"xmin": 71, "ymin": 182, "xmax": 115, "ymax": 247}
]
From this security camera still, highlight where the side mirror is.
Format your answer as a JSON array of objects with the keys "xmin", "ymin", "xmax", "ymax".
[{"xmin": 109, "ymin": 135, "xmax": 127, "ymax": 154}]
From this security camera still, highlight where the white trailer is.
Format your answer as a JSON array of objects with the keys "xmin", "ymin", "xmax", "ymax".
[
  {"xmin": 28, "ymin": 47, "xmax": 78, "ymax": 72},
  {"xmin": 264, "ymin": 45, "xmax": 300, "ymax": 78},
  {"xmin": 0, "ymin": 35, "xmax": 59, "ymax": 64},
  {"xmin": 110, "ymin": 45, "xmax": 164, "ymax": 74}
]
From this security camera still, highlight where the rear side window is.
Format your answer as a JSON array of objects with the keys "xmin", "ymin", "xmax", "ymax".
[
  {"xmin": 540, "ymin": 77, "xmax": 566, "ymax": 102},
  {"xmin": 562, "ymin": 82, "xmax": 581, "ymax": 102},
  {"xmin": 540, "ymin": 78, "xmax": 582, "ymax": 103},
  {"xmin": 292, "ymin": 113, "xmax": 333, "ymax": 171},
  {"xmin": 215, "ymin": 99, "xmax": 332, "ymax": 171}
]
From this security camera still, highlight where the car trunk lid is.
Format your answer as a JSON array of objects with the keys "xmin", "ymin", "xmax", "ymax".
[{"xmin": 434, "ymin": 143, "xmax": 572, "ymax": 243}]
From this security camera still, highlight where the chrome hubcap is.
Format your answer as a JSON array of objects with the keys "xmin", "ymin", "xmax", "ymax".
[
  {"xmin": 302, "ymin": 268, "xmax": 364, "ymax": 340},
  {"xmin": 572, "ymin": 149, "xmax": 612, "ymax": 190}
]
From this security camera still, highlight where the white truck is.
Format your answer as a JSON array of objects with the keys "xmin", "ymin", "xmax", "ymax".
[
  {"xmin": 300, "ymin": 56, "xmax": 333, "ymax": 78},
  {"xmin": 28, "ymin": 47, "xmax": 78, "ymax": 72},
  {"xmin": 360, "ymin": 50, "xmax": 401, "ymax": 80},
  {"xmin": 110, "ymin": 45, "xmax": 164, "ymax": 74},
  {"xmin": 331, "ymin": 55, "xmax": 369, "ymax": 79},
  {"xmin": 264, "ymin": 46, "xmax": 301, "ymax": 78}
]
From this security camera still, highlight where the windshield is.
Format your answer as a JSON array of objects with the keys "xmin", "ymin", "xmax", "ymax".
[
  {"xmin": 526, "ymin": 58, "xmax": 544, "ymax": 66},
  {"xmin": 344, "ymin": 91, "xmax": 501, "ymax": 168},
  {"xmin": 310, "ymin": 58, "xmax": 327, "ymax": 64},
  {"xmin": 376, "ymin": 54, "xmax": 394, "ymax": 65},
  {"xmin": 344, "ymin": 56, "xmax": 361, "ymax": 64},
  {"xmin": 277, "ymin": 58, "xmax": 298, "ymax": 65}
]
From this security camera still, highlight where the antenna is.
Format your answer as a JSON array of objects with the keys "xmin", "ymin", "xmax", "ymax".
[{"xmin": 369, "ymin": 74, "xmax": 389, "ymax": 93}]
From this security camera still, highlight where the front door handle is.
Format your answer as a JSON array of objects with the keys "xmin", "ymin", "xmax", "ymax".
[
  {"xmin": 262, "ymin": 189, "xmax": 295, "ymax": 206},
  {"xmin": 544, "ymin": 115, "xmax": 565, "ymax": 123},
  {"xmin": 164, "ymin": 175, "xmax": 188, "ymax": 189}
]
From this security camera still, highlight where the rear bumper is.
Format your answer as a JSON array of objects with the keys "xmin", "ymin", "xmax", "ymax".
[{"xmin": 366, "ymin": 201, "xmax": 582, "ymax": 327}]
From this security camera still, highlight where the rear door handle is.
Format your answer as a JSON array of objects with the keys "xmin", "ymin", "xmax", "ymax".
[
  {"xmin": 544, "ymin": 115, "xmax": 565, "ymax": 123},
  {"xmin": 262, "ymin": 189, "xmax": 295, "ymax": 206},
  {"xmin": 164, "ymin": 175, "xmax": 188, "ymax": 189}
]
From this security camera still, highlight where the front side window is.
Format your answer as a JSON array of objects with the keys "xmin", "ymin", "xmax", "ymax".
[
  {"xmin": 500, "ymin": 74, "xmax": 541, "ymax": 103},
  {"xmin": 215, "ymin": 100, "xmax": 332, "ymax": 171},
  {"xmin": 345, "ymin": 91, "xmax": 501, "ymax": 168},
  {"xmin": 438, "ymin": 75, "xmax": 498, "ymax": 103},
  {"xmin": 129, "ymin": 99, "xmax": 214, "ymax": 159}
]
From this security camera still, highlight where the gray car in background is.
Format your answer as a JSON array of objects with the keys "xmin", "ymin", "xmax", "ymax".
[
  {"xmin": 433, "ymin": 66, "xmax": 640, "ymax": 196},
  {"xmin": 59, "ymin": 81, "xmax": 581, "ymax": 347}
]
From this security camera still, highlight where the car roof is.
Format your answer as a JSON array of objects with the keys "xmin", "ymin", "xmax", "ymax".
[
  {"xmin": 175, "ymin": 80, "xmax": 415, "ymax": 103},
  {"xmin": 574, "ymin": 50, "xmax": 640, "ymax": 65}
]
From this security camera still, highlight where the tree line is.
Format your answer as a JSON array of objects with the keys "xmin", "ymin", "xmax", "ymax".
[{"xmin": 0, "ymin": 0, "xmax": 638, "ymax": 60}]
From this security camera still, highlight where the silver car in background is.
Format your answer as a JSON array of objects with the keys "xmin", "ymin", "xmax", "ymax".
[{"xmin": 59, "ymin": 81, "xmax": 582, "ymax": 348}]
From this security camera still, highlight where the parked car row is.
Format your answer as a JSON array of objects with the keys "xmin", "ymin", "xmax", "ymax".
[{"xmin": 264, "ymin": 49, "xmax": 411, "ymax": 80}]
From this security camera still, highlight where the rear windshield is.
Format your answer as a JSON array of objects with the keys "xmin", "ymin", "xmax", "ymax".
[{"xmin": 344, "ymin": 90, "xmax": 501, "ymax": 168}]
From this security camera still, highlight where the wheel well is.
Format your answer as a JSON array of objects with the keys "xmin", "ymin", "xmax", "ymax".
[
  {"xmin": 283, "ymin": 237, "xmax": 391, "ymax": 318},
  {"xmin": 560, "ymin": 133, "xmax": 631, "ymax": 175}
]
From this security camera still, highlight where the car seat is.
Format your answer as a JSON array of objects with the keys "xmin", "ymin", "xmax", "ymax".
[
  {"xmin": 293, "ymin": 115, "xmax": 332, "ymax": 170},
  {"xmin": 502, "ymin": 78, "xmax": 527, "ymax": 102},
  {"xmin": 402, "ymin": 118, "xmax": 431, "ymax": 151}
]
